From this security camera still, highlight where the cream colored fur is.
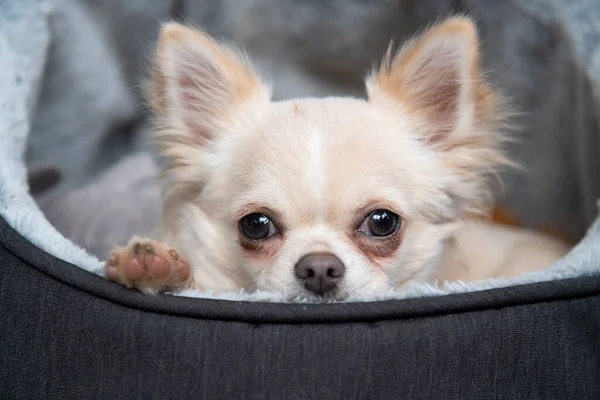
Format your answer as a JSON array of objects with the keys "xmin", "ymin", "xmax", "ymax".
[{"xmin": 105, "ymin": 17, "xmax": 570, "ymax": 301}]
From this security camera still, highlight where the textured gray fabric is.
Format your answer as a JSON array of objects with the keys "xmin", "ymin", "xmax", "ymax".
[{"xmin": 1, "ymin": 215, "xmax": 599, "ymax": 399}]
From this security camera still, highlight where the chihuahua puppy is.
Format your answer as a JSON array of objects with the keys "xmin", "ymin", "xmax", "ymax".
[{"xmin": 104, "ymin": 17, "xmax": 570, "ymax": 300}]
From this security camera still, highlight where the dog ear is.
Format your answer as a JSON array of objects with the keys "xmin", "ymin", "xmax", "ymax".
[
  {"xmin": 147, "ymin": 23, "xmax": 271, "ymax": 205},
  {"xmin": 147, "ymin": 23, "xmax": 270, "ymax": 143},
  {"xmin": 367, "ymin": 17, "xmax": 511, "ymax": 216},
  {"xmin": 366, "ymin": 17, "xmax": 498, "ymax": 143}
]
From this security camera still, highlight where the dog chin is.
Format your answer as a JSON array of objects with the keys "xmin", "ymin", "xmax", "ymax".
[
  {"xmin": 287, "ymin": 290, "xmax": 349, "ymax": 303},
  {"xmin": 286, "ymin": 283, "xmax": 391, "ymax": 302}
]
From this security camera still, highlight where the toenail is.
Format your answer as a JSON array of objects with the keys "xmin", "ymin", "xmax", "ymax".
[
  {"xmin": 133, "ymin": 243, "xmax": 141, "ymax": 254},
  {"xmin": 177, "ymin": 260, "xmax": 188, "ymax": 269},
  {"xmin": 168, "ymin": 249, "xmax": 178, "ymax": 260},
  {"xmin": 144, "ymin": 244, "xmax": 154, "ymax": 254},
  {"xmin": 176, "ymin": 261, "xmax": 190, "ymax": 278}
]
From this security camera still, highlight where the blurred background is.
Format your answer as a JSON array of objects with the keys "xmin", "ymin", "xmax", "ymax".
[{"xmin": 24, "ymin": 0, "xmax": 600, "ymax": 259}]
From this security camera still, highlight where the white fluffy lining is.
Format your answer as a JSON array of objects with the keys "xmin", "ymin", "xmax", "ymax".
[
  {"xmin": 1, "ymin": 0, "xmax": 599, "ymax": 304},
  {"xmin": 0, "ymin": 0, "xmax": 104, "ymax": 275}
]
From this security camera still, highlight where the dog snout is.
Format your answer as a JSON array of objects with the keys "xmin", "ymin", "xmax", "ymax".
[{"xmin": 294, "ymin": 253, "xmax": 345, "ymax": 295}]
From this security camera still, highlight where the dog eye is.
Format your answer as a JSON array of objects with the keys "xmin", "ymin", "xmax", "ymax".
[
  {"xmin": 239, "ymin": 213, "xmax": 278, "ymax": 240},
  {"xmin": 358, "ymin": 209, "xmax": 401, "ymax": 237}
]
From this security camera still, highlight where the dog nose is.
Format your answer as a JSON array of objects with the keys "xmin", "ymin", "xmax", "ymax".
[{"xmin": 294, "ymin": 253, "xmax": 345, "ymax": 295}]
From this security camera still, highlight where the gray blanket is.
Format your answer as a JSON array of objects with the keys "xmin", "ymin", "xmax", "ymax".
[{"xmin": 1, "ymin": 0, "xmax": 599, "ymax": 301}]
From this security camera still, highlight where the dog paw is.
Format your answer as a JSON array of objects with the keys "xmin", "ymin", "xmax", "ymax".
[{"xmin": 104, "ymin": 237, "xmax": 192, "ymax": 293}]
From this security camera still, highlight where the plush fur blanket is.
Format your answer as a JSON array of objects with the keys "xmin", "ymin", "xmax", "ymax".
[{"xmin": 1, "ymin": 0, "xmax": 599, "ymax": 301}]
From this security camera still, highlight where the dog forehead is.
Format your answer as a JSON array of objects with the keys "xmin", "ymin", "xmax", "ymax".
[
  {"xmin": 253, "ymin": 99, "xmax": 408, "ymax": 164},
  {"xmin": 233, "ymin": 99, "xmax": 403, "ymax": 184},
  {"xmin": 228, "ymin": 98, "xmax": 423, "ymax": 223}
]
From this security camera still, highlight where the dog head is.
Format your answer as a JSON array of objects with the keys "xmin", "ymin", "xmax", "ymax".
[{"xmin": 148, "ymin": 17, "xmax": 509, "ymax": 301}]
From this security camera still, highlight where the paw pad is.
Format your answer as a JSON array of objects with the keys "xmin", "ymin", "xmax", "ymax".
[{"xmin": 104, "ymin": 238, "xmax": 191, "ymax": 293}]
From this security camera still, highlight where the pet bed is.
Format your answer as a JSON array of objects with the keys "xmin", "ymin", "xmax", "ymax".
[{"xmin": 1, "ymin": 0, "xmax": 600, "ymax": 399}]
